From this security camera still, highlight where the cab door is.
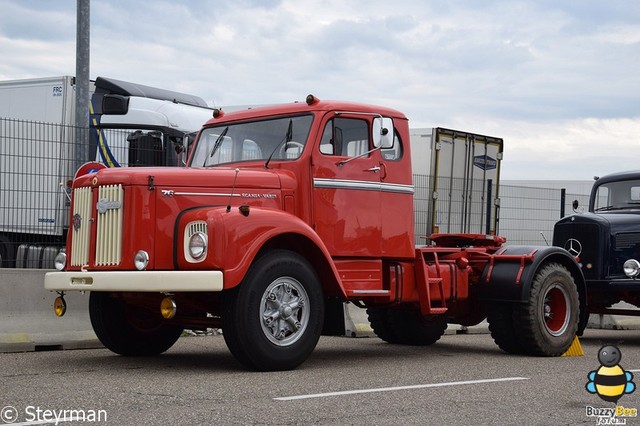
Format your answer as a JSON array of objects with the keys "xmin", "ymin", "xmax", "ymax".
[{"xmin": 311, "ymin": 115, "xmax": 382, "ymax": 257}]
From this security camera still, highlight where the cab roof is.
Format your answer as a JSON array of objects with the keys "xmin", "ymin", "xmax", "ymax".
[
  {"xmin": 204, "ymin": 96, "xmax": 407, "ymax": 126},
  {"xmin": 595, "ymin": 170, "xmax": 640, "ymax": 186}
]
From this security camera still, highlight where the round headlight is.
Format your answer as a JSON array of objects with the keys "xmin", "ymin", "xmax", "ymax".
[
  {"xmin": 189, "ymin": 232, "xmax": 208, "ymax": 260},
  {"xmin": 54, "ymin": 251, "xmax": 67, "ymax": 271},
  {"xmin": 134, "ymin": 250, "xmax": 150, "ymax": 271},
  {"xmin": 623, "ymin": 259, "xmax": 640, "ymax": 278}
]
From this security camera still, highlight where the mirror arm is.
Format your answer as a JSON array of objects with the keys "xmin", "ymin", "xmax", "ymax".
[{"xmin": 336, "ymin": 146, "xmax": 382, "ymax": 166}]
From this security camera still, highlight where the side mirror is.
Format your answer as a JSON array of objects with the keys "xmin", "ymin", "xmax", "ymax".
[
  {"xmin": 372, "ymin": 117, "xmax": 393, "ymax": 149},
  {"xmin": 102, "ymin": 94, "xmax": 130, "ymax": 115}
]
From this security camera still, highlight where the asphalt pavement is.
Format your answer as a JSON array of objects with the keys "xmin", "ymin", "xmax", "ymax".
[{"xmin": 2, "ymin": 328, "xmax": 640, "ymax": 425}]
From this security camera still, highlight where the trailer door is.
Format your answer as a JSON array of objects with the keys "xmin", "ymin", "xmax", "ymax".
[{"xmin": 428, "ymin": 128, "xmax": 503, "ymax": 236}]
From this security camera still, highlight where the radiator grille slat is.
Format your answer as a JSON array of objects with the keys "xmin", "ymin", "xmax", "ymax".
[{"xmin": 70, "ymin": 187, "xmax": 92, "ymax": 266}]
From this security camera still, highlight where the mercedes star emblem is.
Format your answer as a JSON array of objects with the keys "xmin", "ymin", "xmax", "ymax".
[{"xmin": 564, "ymin": 238, "xmax": 582, "ymax": 257}]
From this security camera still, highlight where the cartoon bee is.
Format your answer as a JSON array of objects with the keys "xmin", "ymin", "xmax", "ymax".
[{"xmin": 586, "ymin": 345, "xmax": 636, "ymax": 403}]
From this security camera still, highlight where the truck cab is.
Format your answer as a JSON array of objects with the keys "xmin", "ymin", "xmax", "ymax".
[{"xmin": 554, "ymin": 171, "xmax": 640, "ymax": 312}]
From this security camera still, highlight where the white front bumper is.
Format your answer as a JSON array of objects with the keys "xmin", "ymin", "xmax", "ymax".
[{"xmin": 45, "ymin": 270, "xmax": 224, "ymax": 292}]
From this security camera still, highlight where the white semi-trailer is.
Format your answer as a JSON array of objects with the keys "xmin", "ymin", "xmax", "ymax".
[
  {"xmin": 410, "ymin": 127, "xmax": 503, "ymax": 240},
  {"xmin": 0, "ymin": 76, "xmax": 213, "ymax": 267}
]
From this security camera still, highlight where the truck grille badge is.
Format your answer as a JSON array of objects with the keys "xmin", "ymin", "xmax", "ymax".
[
  {"xmin": 72, "ymin": 213, "xmax": 82, "ymax": 231},
  {"xmin": 564, "ymin": 238, "xmax": 582, "ymax": 257},
  {"xmin": 96, "ymin": 198, "xmax": 122, "ymax": 214}
]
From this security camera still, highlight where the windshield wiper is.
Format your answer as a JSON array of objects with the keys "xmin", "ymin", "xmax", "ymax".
[
  {"xmin": 594, "ymin": 206, "xmax": 632, "ymax": 212},
  {"xmin": 204, "ymin": 126, "xmax": 229, "ymax": 167},
  {"xmin": 264, "ymin": 119, "xmax": 292, "ymax": 169}
]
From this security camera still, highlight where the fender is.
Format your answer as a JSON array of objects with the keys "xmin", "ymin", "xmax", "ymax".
[
  {"xmin": 175, "ymin": 205, "xmax": 345, "ymax": 295},
  {"xmin": 479, "ymin": 245, "xmax": 587, "ymax": 330}
]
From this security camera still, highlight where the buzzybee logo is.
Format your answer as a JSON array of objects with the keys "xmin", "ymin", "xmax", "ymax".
[
  {"xmin": 586, "ymin": 345, "xmax": 635, "ymax": 403},
  {"xmin": 584, "ymin": 345, "xmax": 637, "ymax": 425}
]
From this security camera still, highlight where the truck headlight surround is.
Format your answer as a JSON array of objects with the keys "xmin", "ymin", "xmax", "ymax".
[
  {"xmin": 134, "ymin": 250, "xmax": 150, "ymax": 271},
  {"xmin": 623, "ymin": 259, "xmax": 640, "ymax": 278},
  {"xmin": 54, "ymin": 251, "xmax": 67, "ymax": 271},
  {"xmin": 188, "ymin": 232, "xmax": 208, "ymax": 260}
]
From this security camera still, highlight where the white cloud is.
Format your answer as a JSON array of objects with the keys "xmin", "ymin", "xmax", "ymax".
[
  {"xmin": 480, "ymin": 117, "xmax": 640, "ymax": 180},
  {"xmin": 0, "ymin": 0, "xmax": 639, "ymax": 180}
]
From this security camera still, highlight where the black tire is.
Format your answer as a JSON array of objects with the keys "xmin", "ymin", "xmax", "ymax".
[
  {"xmin": 387, "ymin": 309, "xmax": 447, "ymax": 346},
  {"xmin": 368, "ymin": 306, "xmax": 447, "ymax": 346},
  {"xmin": 487, "ymin": 303, "xmax": 524, "ymax": 354},
  {"xmin": 89, "ymin": 292, "xmax": 183, "ymax": 356},
  {"xmin": 221, "ymin": 250, "xmax": 324, "ymax": 371},
  {"xmin": 513, "ymin": 262, "xmax": 579, "ymax": 356},
  {"xmin": 367, "ymin": 307, "xmax": 401, "ymax": 344},
  {"xmin": 0, "ymin": 235, "xmax": 15, "ymax": 268}
]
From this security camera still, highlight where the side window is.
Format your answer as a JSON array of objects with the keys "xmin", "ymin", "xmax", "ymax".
[
  {"xmin": 319, "ymin": 118, "xmax": 369, "ymax": 157},
  {"xmin": 381, "ymin": 130, "xmax": 403, "ymax": 161},
  {"xmin": 594, "ymin": 186, "xmax": 610, "ymax": 210}
]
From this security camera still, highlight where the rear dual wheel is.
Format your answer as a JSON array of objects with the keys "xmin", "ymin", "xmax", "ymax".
[{"xmin": 367, "ymin": 307, "xmax": 447, "ymax": 346}]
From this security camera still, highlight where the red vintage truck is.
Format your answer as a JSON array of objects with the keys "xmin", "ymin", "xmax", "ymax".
[{"xmin": 45, "ymin": 95, "xmax": 588, "ymax": 371}]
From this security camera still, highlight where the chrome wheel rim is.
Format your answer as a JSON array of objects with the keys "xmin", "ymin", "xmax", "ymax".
[{"xmin": 260, "ymin": 277, "xmax": 309, "ymax": 346}]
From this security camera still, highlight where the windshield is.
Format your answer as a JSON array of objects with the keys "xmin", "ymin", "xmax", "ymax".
[
  {"xmin": 593, "ymin": 179, "xmax": 640, "ymax": 212},
  {"xmin": 190, "ymin": 114, "xmax": 314, "ymax": 167}
]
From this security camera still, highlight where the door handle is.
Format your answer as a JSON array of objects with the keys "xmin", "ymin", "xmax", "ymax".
[{"xmin": 366, "ymin": 166, "xmax": 381, "ymax": 173}]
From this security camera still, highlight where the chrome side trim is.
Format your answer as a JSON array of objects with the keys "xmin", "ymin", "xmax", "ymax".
[{"xmin": 313, "ymin": 178, "xmax": 414, "ymax": 194}]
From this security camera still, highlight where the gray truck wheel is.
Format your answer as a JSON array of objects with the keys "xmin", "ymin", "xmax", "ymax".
[
  {"xmin": 89, "ymin": 292, "xmax": 183, "ymax": 356},
  {"xmin": 222, "ymin": 250, "xmax": 324, "ymax": 371},
  {"xmin": 514, "ymin": 262, "xmax": 579, "ymax": 356}
]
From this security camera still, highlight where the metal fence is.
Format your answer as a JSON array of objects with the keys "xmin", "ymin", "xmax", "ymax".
[{"xmin": 0, "ymin": 117, "xmax": 592, "ymax": 268}]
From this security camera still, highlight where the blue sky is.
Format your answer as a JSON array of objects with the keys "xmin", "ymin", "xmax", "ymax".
[{"xmin": 0, "ymin": 0, "xmax": 638, "ymax": 180}]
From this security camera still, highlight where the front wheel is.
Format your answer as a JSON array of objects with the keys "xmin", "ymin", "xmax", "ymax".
[
  {"xmin": 513, "ymin": 262, "xmax": 579, "ymax": 356},
  {"xmin": 89, "ymin": 292, "xmax": 183, "ymax": 356},
  {"xmin": 222, "ymin": 250, "xmax": 324, "ymax": 371}
]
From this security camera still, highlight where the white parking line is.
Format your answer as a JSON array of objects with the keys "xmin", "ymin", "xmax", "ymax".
[{"xmin": 274, "ymin": 376, "xmax": 530, "ymax": 401}]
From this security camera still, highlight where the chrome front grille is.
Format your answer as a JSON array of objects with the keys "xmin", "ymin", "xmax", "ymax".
[{"xmin": 70, "ymin": 184, "xmax": 124, "ymax": 267}]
